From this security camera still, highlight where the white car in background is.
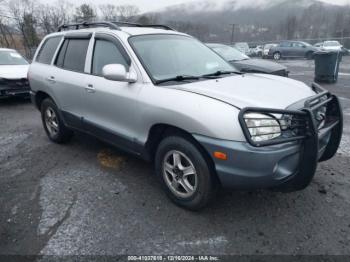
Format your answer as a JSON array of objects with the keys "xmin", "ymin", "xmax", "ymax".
[
  {"xmin": 262, "ymin": 43, "xmax": 278, "ymax": 58},
  {"xmin": 318, "ymin": 41, "xmax": 343, "ymax": 51},
  {"xmin": 0, "ymin": 48, "xmax": 30, "ymax": 98},
  {"xmin": 233, "ymin": 42, "xmax": 250, "ymax": 55}
]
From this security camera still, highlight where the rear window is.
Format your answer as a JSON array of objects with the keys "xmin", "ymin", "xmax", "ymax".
[
  {"xmin": 36, "ymin": 37, "xmax": 62, "ymax": 64},
  {"xmin": 55, "ymin": 39, "xmax": 90, "ymax": 73}
]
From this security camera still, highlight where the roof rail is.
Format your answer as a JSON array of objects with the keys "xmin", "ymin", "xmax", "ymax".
[
  {"xmin": 112, "ymin": 21, "xmax": 175, "ymax": 31},
  {"xmin": 57, "ymin": 21, "xmax": 121, "ymax": 32},
  {"xmin": 57, "ymin": 21, "xmax": 175, "ymax": 32}
]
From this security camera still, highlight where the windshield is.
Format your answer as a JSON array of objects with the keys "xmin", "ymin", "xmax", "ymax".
[
  {"xmin": 300, "ymin": 42, "xmax": 311, "ymax": 47},
  {"xmin": 0, "ymin": 50, "xmax": 28, "ymax": 65},
  {"xmin": 129, "ymin": 35, "xmax": 235, "ymax": 83},
  {"xmin": 324, "ymin": 41, "xmax": 341, "ymax": 47},
  {"xmin": 212, "ymin": 45, "xmax": 249, "ymax": 62}
]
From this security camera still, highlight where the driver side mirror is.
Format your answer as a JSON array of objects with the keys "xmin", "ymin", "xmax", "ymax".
[{"xmin": 102, "ymin": 64, "xmax": 137, "ymax": 83}]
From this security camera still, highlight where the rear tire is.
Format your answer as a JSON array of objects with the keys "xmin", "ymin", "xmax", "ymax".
[
  {"xmin": 41, "ymin": 98, "xmax": 73, "ymax": 143},
  {"xmin": 155, "ymin": 135, "xmax": 216, "ymax": 210}
]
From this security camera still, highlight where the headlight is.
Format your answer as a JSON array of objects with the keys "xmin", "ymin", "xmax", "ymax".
[{"xmin": 244, "ymin": 113, "xmax": 281, "ymax": 142}]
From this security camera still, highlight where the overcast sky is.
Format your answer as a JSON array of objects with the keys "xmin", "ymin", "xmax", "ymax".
[{"xmin": 42, "ymin": 0, "xmax": 350, "ymax": 12}]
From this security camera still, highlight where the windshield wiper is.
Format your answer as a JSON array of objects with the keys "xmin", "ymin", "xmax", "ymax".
[
  {"xmin": 155, "ymin": 75, "xmax": 200, "ymax": 84},
  {"xmin": 201, "ymin": 70, "xmax": 240, "ymax": 78}
]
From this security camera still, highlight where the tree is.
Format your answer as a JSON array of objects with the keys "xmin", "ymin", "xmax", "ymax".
[
  {"xmin": 38, "ymin": 1, "xmax": 72, "ymax": 34},
  {"xmin": 285, "ymin": 15, "xmax": 297, "ymax": 40},
  {"xmin": 137, "ymin": 13, "xmax": 160, "ymax": 25},
  {"xmin": 9, "ymin": 0, "xmax": 40, "ymax": 58},
  {"xmin": 99, "ymin": 4, "xmax": 119, "ymax": 21},
  {"xmin": 116, "ymin": 5, "xmax": 140, "ymax": 21},
  {"xmin": 74, "ymin": 4, "xmax": 96, "ymax": 22}
]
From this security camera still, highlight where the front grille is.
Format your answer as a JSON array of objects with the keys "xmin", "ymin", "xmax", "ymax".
[
  {"xmin": 239, "ymin": 83, "xmax": 342, "ymax": 147},
  {"xmin": 304, "ymin": 86, "xmax": 341, "ymax": 136}
]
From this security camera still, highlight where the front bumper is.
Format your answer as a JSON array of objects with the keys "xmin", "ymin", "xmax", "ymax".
[
  {"xmin": 195, "ymin": 136, "xmax": 303, "ymax": 189},
  {"xmin": 0, "ymin": 78, "xmax": 30, "ymax": 98},
  {"xmin": 195, "ymin": 84, "xmax": 343, "ymax": 192}
]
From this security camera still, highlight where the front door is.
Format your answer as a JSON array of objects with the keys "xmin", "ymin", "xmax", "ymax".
[{"xmin": 82, "ymin": 34, "xmax": 142, "ymax": 153}]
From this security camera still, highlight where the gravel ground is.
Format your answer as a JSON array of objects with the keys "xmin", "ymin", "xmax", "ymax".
[{"xmin": 0, "ymin": 57, "xmax": 350, "ymax": 257}]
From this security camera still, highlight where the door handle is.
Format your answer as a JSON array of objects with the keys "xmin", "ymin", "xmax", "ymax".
[
  {"xmin": 46, "ymin": 76, "xmax": 56, "ymax": 83},
  {"xmin": 85, "ymin": 84, "xmax": 95, "ymax": 93}
]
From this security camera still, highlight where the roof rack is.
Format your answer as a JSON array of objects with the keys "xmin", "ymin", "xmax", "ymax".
[
  {"xmin": 112, "ymin": 21, "xmax": 175, "ymax": 31},
  {"xmin": 57, "ymin": 21, "xmax": 175, "ymax": 32},
  {"xmin": 57, "ymin": 21, "xmax": 121, "ymax": 32}
]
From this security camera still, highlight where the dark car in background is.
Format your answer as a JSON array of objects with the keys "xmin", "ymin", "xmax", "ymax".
[
  {"xmin": 0, "ymin": 48, "xmax": 30, "ymax": 99},
  {"xmin": 268, "ymin": 41, "xmax": 319, "ymax": 60},
  {"xmin": 207, "ymin": 43, "xmax": 289, "ymax": 77}
]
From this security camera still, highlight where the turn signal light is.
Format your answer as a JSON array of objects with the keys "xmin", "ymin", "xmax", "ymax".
[{"xmin": 213, "ymin": 151, "xmax": 227, "ymax": 160}]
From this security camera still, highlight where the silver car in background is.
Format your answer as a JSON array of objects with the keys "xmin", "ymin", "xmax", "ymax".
[{"xmin": 29, "ymin": 22, "xmax": 343, "ymax": 210}]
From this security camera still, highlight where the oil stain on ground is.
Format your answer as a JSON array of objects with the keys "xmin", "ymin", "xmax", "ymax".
[{"xmin": 97, "ymin": 149, "xmax": 126, "ymax": 171}]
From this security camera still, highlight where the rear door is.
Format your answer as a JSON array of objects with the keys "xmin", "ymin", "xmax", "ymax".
[
  {"xmin": 51, "ymin": 33, "xmax": 92, "ymax": 128},
  {"xmin": 29, "ymin": 36, "xmax": 63, "ymax": 100}
]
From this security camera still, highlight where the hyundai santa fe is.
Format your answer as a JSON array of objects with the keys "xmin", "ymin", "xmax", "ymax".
[{"xmin": 28, "ymin": 22, "xmax": 343, "ymax": 210}]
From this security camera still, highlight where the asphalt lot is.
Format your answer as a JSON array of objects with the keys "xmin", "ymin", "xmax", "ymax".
[{"xmin": 1, "ymin": 57, "xmax": 350, "ymax": 257}]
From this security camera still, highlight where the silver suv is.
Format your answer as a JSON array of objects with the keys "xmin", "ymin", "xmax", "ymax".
[{"xmin": 29, "ymin": 22, "xmax": 343, "ymax": 210}]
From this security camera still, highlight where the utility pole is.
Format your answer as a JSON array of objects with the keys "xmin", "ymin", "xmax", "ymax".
[{"xmin": 230, "ymin": 24, "xmax": 236, "ymax": 45}]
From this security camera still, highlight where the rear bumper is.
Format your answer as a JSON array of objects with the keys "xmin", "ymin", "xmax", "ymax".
[{"xmin": 195, "ymin": 85, "xmax": 343, "ymax": 191}]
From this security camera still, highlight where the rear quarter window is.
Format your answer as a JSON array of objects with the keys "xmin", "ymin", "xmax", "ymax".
[{"xmin": 36, "ymin": 36, "xmax": 62, "ymax": 64}]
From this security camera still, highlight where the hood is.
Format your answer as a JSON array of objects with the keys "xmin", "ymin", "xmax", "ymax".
[
  {"xmin": 172, "ymin": 74, "xmax": 316, "ymax": 109},
  {"xmin": 0, "ymin": 65, "xmax": 29, "ymax": 79},
  {"xmin": 232, "ymin": 59, "xmax": 287, "ymax": 73}
]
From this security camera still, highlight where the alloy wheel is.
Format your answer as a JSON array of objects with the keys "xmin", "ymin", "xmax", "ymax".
[
  {"xmin": 162, "ymin": 150, "xmax": 198, "ymax": 198},
  {"xmin": 274, "ymin": 53, "xmax": 281, "ymax": 60},
  {"xmin": 44, "ymin": 107, "xmax": 59, "ymax": 136}
]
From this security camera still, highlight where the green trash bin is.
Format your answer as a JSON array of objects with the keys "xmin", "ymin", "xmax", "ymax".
[{"xmin": 314, "ymin": 51, "xmax": 342, "ymax": 83}]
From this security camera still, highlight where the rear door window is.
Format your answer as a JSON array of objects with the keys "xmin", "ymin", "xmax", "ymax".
[
  {"xmin": 36, "ymin": 36, "xmax": 62, "ymax": 64},
  {"xmin": 55, "ymin": 39, "xmax": 90, "ymax": 73}
]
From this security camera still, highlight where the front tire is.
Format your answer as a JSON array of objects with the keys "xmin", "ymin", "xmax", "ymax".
[
  {"xmin": 273, "ymin": 52, "xmax": 281, "ymax": 60},
  {"xmin": 41, "ymin": 98, "xmax": 73, "ymax": 143},
  {"xmin": 155, "ymin": 136, "xmax": 216, "ymax": 210}
]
